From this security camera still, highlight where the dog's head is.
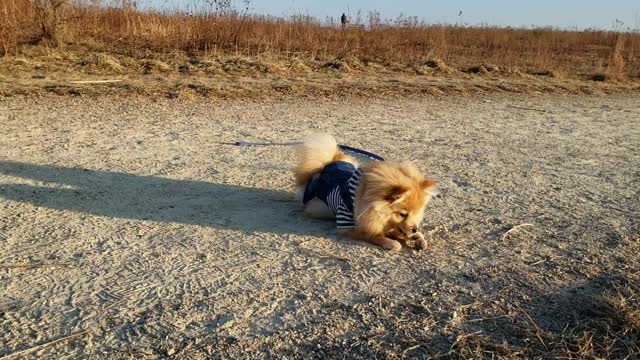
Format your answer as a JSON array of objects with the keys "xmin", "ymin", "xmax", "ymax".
[{"xmin": 361, "ymin": 161, "xmax": 437, "ymax": 236}]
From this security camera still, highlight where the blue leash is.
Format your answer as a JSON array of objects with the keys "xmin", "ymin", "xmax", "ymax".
[
  {"xmin": 336, "ymin": 144, "xmax": 385, "ymax": 161},
  {"xmin": 220, "ymin": 141, "xmax": 385, "ymax": 161}
]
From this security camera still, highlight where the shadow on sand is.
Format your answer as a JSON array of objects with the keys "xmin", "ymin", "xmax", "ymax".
[{"xmin": 0, "ymin": 160, "xmax": 334, "ymax": 237}]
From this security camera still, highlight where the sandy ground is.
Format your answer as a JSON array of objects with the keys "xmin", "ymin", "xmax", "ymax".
[{"xmin": 0, "ymin": 94, "xmax": 638, "ymax": 358}]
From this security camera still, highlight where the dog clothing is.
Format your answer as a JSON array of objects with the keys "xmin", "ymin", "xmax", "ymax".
[{"xmin": 303, "ymin": 161, "xmax": 362, "ymax": 229}]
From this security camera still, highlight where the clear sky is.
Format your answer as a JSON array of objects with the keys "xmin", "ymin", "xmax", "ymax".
[{"xmin": 150, "ymin": 0, "xmax": 640, "ymax": 30}]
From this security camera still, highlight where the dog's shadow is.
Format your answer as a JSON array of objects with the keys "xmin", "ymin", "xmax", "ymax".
[{"xmin": 0, "ymin": 160, "xmax": 334, "ymax": 237}]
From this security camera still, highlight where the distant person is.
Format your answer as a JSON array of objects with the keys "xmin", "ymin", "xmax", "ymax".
[{"xmin": 341, "ymin": 13, "xmax": 347, "ymax": 28}]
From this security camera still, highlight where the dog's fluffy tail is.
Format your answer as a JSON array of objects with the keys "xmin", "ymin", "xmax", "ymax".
[{"xmin": 294, "ymin": 134, "xmax": 354, "ymax": 187}]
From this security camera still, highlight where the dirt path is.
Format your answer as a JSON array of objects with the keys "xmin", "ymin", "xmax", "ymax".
[{"xmin": 1, "ymin": 95, "xmax": 638, "ymax": 358}]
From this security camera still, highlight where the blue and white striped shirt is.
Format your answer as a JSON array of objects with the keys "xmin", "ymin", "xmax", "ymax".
[{"xmin": 302, "ymin": 161, "xmax": 362, "ymax": 229}]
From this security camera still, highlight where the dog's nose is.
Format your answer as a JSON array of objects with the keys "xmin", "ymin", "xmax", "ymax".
[{"xmin": 411, "ymin": 226, "xmax": 418, "ymax": 234}]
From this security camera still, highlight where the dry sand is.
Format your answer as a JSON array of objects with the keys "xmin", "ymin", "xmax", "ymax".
[{"xmin": 0, "ymin": 94, "xmax": 638, "ymax": 358}]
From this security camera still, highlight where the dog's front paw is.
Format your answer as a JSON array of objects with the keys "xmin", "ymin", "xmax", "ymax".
[
  {"xmin": 411, "ymin": 232, "xmax": 428, "ymax": 251},
  {"xmin": 383, "ymin": 239, "xmax": 402, "ymax": 252}
]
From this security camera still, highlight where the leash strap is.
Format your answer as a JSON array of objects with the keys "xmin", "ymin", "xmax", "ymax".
[
  {"xmin": 220, "ymin": 141, "xmax": 385, "ymax": 161},
  {"xmin": 336, "ymin": 144, "xmax": 385, "ymax": 162}
]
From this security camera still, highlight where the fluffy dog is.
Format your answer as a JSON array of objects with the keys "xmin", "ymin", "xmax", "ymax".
[{"xmin": 295, "ymin": 134, "xmax": 437, "ymax": 251}]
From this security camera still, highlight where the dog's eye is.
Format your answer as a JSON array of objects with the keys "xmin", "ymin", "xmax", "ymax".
[{"xmin": 399, "ymin": 211, "xmax": 408, "ymax": 219}]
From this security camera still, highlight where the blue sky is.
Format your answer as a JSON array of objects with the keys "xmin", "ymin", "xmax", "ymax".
[{"xmin": 150, "ymin": 0, "xmax": 640, "ymax": 30}]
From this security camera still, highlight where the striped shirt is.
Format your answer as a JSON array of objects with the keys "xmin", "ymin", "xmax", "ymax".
[{"xmin": 302, "ymin": 161, "xmax": 362, "ymax": 229}]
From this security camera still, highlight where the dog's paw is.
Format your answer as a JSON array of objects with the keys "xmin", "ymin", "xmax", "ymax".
[
  {"xmin": 383, "ymin": 240, "xmax": 402, "ymax": 252},
  {"xmin": 411, "ymin": 232, "xmax": 428, "ymax": 251}
]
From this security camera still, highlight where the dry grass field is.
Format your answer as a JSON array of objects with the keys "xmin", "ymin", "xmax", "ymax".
[{"xmin": 1, "ymin": 0, "xmax": 640, "ymax": 98}]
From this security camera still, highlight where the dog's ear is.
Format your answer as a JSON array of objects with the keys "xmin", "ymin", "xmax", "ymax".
[
  {"xmin": 385, "ymin": 186, "xmax": 408, "ymax": 203},
  {"xmin": 421, "ymin": 178, "xmax": 438, "ymax": 197}
]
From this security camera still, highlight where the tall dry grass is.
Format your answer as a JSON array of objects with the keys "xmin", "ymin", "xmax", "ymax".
[
  {"xmin": 608, "ymin": 35, "xmax": 626, "ymax": 79},
  {"xmin": 1, "ymin": 0, "xmax": 640, "ymax": 77}
]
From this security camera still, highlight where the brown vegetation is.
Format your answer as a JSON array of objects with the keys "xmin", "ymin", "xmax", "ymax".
[
  {"xmin": 2, "ymin": 0, "xmax": 640, "ymax": 78},
  {"xmin": 451, "ymin": 273, "xmax": 640, "ymax": 359},
  {"xmin": 608, "ymin": 35, "xmax": 627, "ymax": 80}
]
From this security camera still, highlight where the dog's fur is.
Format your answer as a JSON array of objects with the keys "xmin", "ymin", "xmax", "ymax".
[{"xmin": 295, "ymin": 134, "xmax": 437, "ymax": 251}]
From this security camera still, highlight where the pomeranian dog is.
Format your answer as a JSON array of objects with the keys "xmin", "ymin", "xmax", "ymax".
[{"xmin": 295, "ymin": 134, "xmax": 437, "ymax": 251}]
